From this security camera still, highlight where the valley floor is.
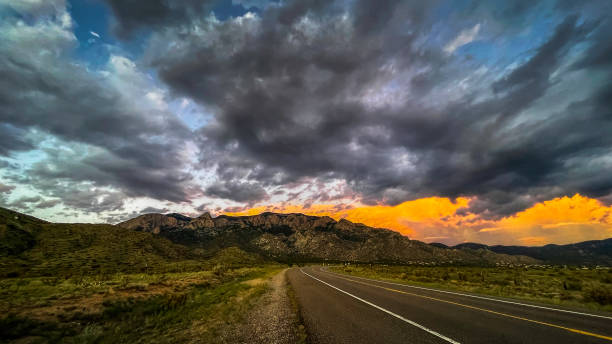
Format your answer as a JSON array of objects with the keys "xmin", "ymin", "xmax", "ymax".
[
  {"xmin": 4, "ymin": 262, "xmax": 611, "ymax": 343},
  {"xmin": 0, "ymin": 266, "xmax": 304, "ymax": 343}
]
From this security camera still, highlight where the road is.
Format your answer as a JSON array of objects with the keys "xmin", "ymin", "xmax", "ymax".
[{"xmin": 286, "ymin": 266, "xmax": 612, "ymax": 344}]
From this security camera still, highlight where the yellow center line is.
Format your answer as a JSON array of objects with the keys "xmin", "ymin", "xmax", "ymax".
[{"xmin": 324, "ymin": 270, "xmax": 612, "ymax": 342}]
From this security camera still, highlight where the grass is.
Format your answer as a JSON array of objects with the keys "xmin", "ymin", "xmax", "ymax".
[
  {"xmin": 0, "ymin": 207, "xmax": 287, "ymax": 343},
  {"xmin": 0, "ymin": 266, "xmax": 283, "ymax": 343},
  {"xmin": 330, "ymin": 264, "xmax": 612, "ymax": 313},
  {"xmin": 0, "ymin": 221, "xmax": 220, "ymax": 278},
  {"xmin": 0, "ymin": 205, "xmax": 269, "ymax": 279}
]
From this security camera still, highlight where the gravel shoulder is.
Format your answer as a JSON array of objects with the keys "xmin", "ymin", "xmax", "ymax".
[{"xmin": 221, "ymin": 268, "xmax": 305, "ymax": 344}]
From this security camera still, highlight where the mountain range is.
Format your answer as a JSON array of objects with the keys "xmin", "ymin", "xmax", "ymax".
[
  {"xmin": 119, "ymin": 211, "xmax": 612, "ymax": 266},
  {"xmin": 433, "ymin": 240, "xmax": 612, "ymax": 266},
  {"xmin": 118, "ymin": 212, "xmax": 536, "ymax": 265},
  {"xmin": 0, "ymin": 207, "xmax": 261, "ymax": 278},
  {"xmin": 2, "ymin": 206, "xmax": 611, "ymax": 268}
]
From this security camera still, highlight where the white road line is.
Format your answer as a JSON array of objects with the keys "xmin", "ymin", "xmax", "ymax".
[
  {"xmin": 300, "ymin": 268, "xmax": 461, "ymax": 344},
  {"xmin": 320, "ymin": 267, "xmax": 612, "ymax": 321}
]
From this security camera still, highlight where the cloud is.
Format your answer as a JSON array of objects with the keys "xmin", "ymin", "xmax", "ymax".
[
  {"xmin": 102, "ymin": 0, "xmax": 218, "ymax": 38},
  {"xmin": 0, "ymin": 0, "xmax": 66, "ymax": 17},
  {"xmin": 9, "ymin": 195, "xmax": 42, "ymax": 210},
  {"xmin": 0, "ymin": 182, "xmax": 14, "ymax": 206},
  {"xmin": 492, "ymin": 15, "xmax": 583, "ymax": 93},
  {"xmin": 0, "ymin": 124, "xmax": 35, "ymax": 156},
  {"xmin": 0, "ymin": 183, "xmax": 15, "ymax": 194},
  {"xmin": 24, "ymin": 145, "xmax": 194, "ymax": 202},
  {"xmin": 140, "ymin": 206, "xmax": 169, "ymax": 214},
  {"xmin": 205, "ymin": 180, "xmax": 269, "ymax": 203},
  {"xmin": 228, "ymin": 196, "xmax": 471, "ymax": 236},
  {"xmin": 35, "ymin": 199, "xmax": 62, "ymax": 209},
  {"xmin": 444, "ymin": 23, "xmax": 481, "ymax": 54},
  {"xmin": 227, "ymin": 194, "xmax": 612, "ymax": 245},
  {"xmin": 0, "ymin": 5, "xmax": 198, "ymax": 208},
  {"xmin": 2, "ymin": 0, "xmax": 612, "ymax": 234},
  {"xmin": 477, "ymin": 194, "xmax": 612, "ymax": 245},
  {"xmin": 139, "ymin": 2, "xmax": 610, "ymax": 217},
  {"xmin": 571, "ymin": 17, "xmax": 612, "ymax": 70},
  {"xmin": 231, "ymin": 0, "xmax": 270, "ymax": 10}
]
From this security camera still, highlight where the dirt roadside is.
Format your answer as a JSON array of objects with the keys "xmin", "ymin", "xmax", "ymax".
[{"xmin": 220, "ymin": 268, "xmax": 306, "ymax": 344}]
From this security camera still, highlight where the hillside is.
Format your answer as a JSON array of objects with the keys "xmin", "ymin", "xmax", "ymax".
[
  {"xmin": 4, "ymin": 206, "xmax": 608, "ymax": 267},
  {"xmin": 0, "ymin": 207, "xmax": 282, "ymax": 343},
  {"xmin": 452, "ymin": 240, "xmax": 612, "ymax": 266},
  {"xmin": 118, "ymin": 212, "xmax": 537, "ymax": 265},
  {"xmin": 0, "ymin": 207, "xmax": 263, "ymax": 278}
]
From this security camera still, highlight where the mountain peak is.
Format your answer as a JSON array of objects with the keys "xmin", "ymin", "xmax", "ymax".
[
  {"xmin": 117, "ymin": 211, "xmax": 538, "ymax": 265},
  {"xmin": 197, "ymin": 212, "xmax": 213, "ymax": 220},
  {"xmin": 166, "ymin": 213, "xmax": 192, "ymax": 222}
]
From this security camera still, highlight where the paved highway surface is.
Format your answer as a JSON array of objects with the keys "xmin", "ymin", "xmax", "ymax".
[{"xmin": 287, "ymin": 266, "xmax": 612, "ymax": 344}]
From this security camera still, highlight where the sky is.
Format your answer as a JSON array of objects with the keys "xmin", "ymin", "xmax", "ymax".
[{"xmin": 0, "ymin": 0, "xmax": 611, "ymax": 246}]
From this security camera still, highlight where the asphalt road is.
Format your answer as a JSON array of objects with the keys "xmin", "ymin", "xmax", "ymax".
[{"xmin": 286, "ymin": 266, "xmax": 612, "ymax": 344}]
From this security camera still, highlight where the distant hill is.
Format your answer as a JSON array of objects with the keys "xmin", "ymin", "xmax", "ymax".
[
  {"xmin": 118, "ymin": 212, "xmax": 536, "ymax": 265},
  {"xmin": 0, "ymin": 207, "xmax": 263, "ymax": 278},
  {"xmin": 0, "ymin": 207, "xmax": 46, "ymax": 257},
  {"xmin": 429, "ymin": 243, "xmax": 449, "ymax": 249},
  {"xmin": 453, "ymin": 243, "xmax": 490, "ymax": 251},
  {"xmin": 5, "ymin": 206, "xmax": 608, "ymax": 269},
  {"xmin": 451, "ymin": 240, "xmax": 612, "ymax": 266}
]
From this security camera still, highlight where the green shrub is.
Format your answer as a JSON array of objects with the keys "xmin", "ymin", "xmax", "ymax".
[
  {"xmin": 563, "ymin": 279, "xmax": 582, "ymax": 291},
  {"xmin": 213, "ymin": 264, "xmax": 227, "ymax": 276},
  {"xmin": 0, "ymin": 314, "xmax": 76, "ymax": 341},
  {"xmin": 584, "ymin": 286, "xmax": 612, "ymax": 305}
]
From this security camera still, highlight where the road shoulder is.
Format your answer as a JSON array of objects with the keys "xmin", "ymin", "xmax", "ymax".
[{"xmin": 222, "ymin": 268, "xmax": 305, "ymax": 343}]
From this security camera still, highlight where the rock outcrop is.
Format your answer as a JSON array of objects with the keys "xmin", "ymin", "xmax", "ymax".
[{"xmin": 119, "ymin": 212, "xmax": 538, "ymax": 265}]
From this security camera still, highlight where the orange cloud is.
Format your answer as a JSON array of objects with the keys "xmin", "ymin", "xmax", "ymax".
[
  {"xmin": 500, "ymin": 194, "xmax": 612, "ymax": 227},
  {"xmin": 490, "ymin": 194, "xmax": 612, "ymax": 245},
  {"xmin": 226, "ymin": 196, "xmax": 471, "ymax": 236},
  {"xmin": 225, "ymin": 194, "xmax": 612, "ymax": 246}
]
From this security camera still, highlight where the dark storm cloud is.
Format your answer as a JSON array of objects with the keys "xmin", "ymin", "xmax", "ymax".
[
  {"xmin": 0, "ymin": 9, "xmax": 196, "ymax": 206},
  {"xmin": 403, "ymin": 16, "xmax": 594, "ymax": 200},
  {"xmin": 492, "ymin": 15, "xmax": 582, "ymax": 93},
  {"xmin": 145, "ymin": 1, "xmax": 443, "ymax": 204},
  {"xmin": 0, "ymin": 124, "xmax": 35, "ymax": 156},
  {"xmin": 4, "ymin": 164, "xmax": 128, "ymax": 213},
  {"xmin": 35, "ymin": 199, "xmax": 62, "ymax": 209},
  {"xmin": 55, "ymin": 187, "xmax": 126, "ymax": 213},
  {"xmin": 571, "ymin": 19, "xmax": 612, "ymax": 70},
  {"xmin": 0, "ymin": 183, "xmax": 13, "ymax": 206},
  {"xmin": 9, "ymin": 195, "xmax": 42, "ymax": 210},
  {"xmin": 2, "ymin": 0, "xmax": 610, "ymax": 218},
  {"xmin": 140, "ymin": 206, "xmax": 170, "ymax": 214},
  {"xmin": 0, "ymin": 183, "xmax": 15, "ymax": 194},
  {"xmin": 103, "ymin": 0, "xmax": 219, "ymax": 38},
  {"xmin": 22, "ymin": 147, "xmax": 193, "ymax": 202},
  {"xmin": 205, "ymin": 180, "xmax": 269, "ymax": 203},
  {"xmin": 140, "ymin": 0, "xmax": 612, "ymax": 211}
]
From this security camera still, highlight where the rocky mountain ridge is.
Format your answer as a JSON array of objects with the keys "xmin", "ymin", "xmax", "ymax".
[{"xmin": 118, "ymin": 212, "xmax": 537, "ymax": 265}]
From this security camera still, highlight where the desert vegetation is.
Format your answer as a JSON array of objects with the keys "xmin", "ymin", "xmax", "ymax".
[
  {"xmin": 0, "ymin": 208, "xmax": 286, "ymax": 343},
  {"xmin": 331, "ymin": 264, "xmax": 612, "ymax": 312},
  {"xmin": 1, "ymin": 266, "xmax": 281, "ymax": 343}
]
